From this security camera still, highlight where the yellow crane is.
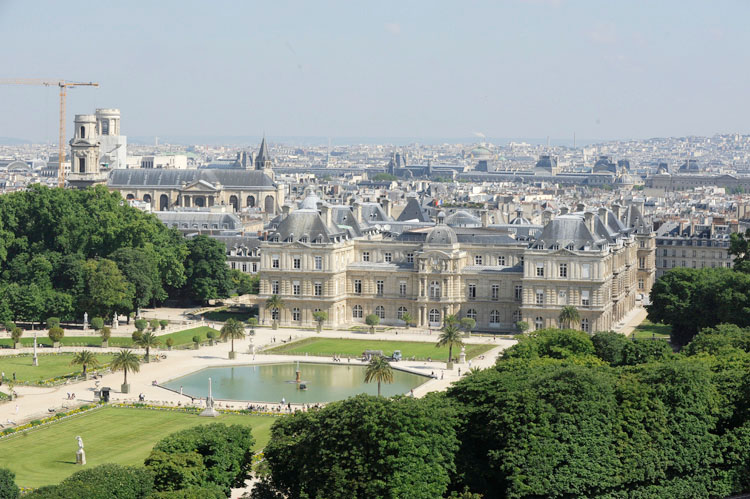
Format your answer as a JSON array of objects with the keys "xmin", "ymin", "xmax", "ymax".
[{"xmin": 0, "ymin": 79, "xmax": 99, "ymax": 187}]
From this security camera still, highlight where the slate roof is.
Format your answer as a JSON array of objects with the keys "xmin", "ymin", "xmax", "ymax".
[
  {"xmin": 397, "ymin": 197, "xmax": 431, "ymax": 222},
  {"xmin": 108, "ymin": 169, "xmax": 276, "ymax": 189}
]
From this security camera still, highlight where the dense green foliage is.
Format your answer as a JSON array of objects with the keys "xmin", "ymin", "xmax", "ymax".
[
  {"xmin": 253, "ymin": 394, "xmax": 458, "ymax": 499},
  {"xmin": 27, "ymin": 464, "xmax": 154, "ymax": 498},
  {"xmin": 146, "ymin": 423, "xmax": 255, "ymax": 496},
  {"xmin": 0, "ymin": 186, "xmax": 231, "ymax": 323},
  {"xmin": 0, "ymin": 468, "xmax": 20, "ymax": 499}
]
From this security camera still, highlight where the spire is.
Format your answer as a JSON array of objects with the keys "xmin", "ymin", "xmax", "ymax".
[{"xmin": 255, "ymin": 136, "xmax": 272, "ymax": 170}]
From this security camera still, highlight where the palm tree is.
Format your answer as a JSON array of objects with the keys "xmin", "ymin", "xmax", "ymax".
[
  {"xmin": 71, "ymin": 350, "xmax": 100, "ymax": 378},
  {"xmin": 437, "ymin": 324, "xmax": 464, "ymax": 370},
  {"xmin": 136, "ymin": 332, "xmax": 161, "ymax": 363},
  {"xmin": 111, "ymin": 349, "xmax": 140, "ymax": 393},
  {"xmin": 364, "ymin": 355, "xmax": 394, "ymax": 397},
  {"xmin": 558, "ymin": 306, "xmax": 581, "ymax": 330},
  {"xmin": 312, "ymin": 311, "xmax": 328, "ymax": 333},
  {"xmin": 220, "ymin": 319, "xmax": 245, "ymax": 359},
  {"xmin": 443, "ymin": 314, "xmax": 460, "ymax": 327},
  {"xmin": 265, "ymin": 295, "xmax": 285, "ymax": 329}
]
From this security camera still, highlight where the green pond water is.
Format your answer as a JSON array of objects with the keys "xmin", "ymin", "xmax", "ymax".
[{"xmin": 162, "ymin": 363, "xmax": 429, "ymax": 403}]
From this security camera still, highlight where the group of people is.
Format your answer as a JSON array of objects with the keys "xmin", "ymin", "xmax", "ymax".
[
  {"xmin": 65, "ymin": 392, "xmax": 76, "ymax": 400},
  {"xmin": 331, "ymin": 355, "xmax": 348, "ymax": 362}
]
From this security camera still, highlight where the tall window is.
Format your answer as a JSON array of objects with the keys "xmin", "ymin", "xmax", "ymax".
[
  {"xmin": 512, "ymin": 310, "xmax": 521, "ymax": 323},
  {"xmin": 515, "ymin": 285, "xmax": 523, "ymax": 301},
  {"xmin": 466, "ymin": 309, "xmax": 477, "ymax": 320},
  {"xmin": 430, "ymin": 281, "xmax": 440, "ymax": 299},
  {"xmin": 581, "ymin": 290, "xmax": 590, "ymax": 306},
  {"xmin": 292, "ymin": 308, "xmax": 301, "ymax": 321},
  {"xmin": 535, "ymin": 317, "xmax": 543, "ymax": 330},
  {"xmin": 272, "ymin": 281, "xmax": 279, "ymax": 294},
  {"xmin": 491, "ymin": 284, "xmax": 500, "ymax": 300},
  {"xmin": 293, "ymin": 257, "xmax": 301, "ymax": 269},
  {"xmin": 406, "ymin": 252, "xmax": 414, "ymax": 264},
  {"xmin": 399, "ymin": 282, "xmax": 407, "ymax": 296},
  {"xmin": 352, "ymin": 305, "xmax": 363, "ymax": 319},
  {"xmin": 582, "ymin": 264, "xmax": 591, "ymax": 278},
  {"xmin": 639, "ymin": 257, "xmax": 645, "ymax": 270},
  {"xmin": 314, "ymin": 282, "xmax": 322, "ymax": 296},
  {"xmin": 429, "ymin": 309, "xmax": 440, "ymax": 324},
  {"xmin": 559, "ymin": 263, "xmax": 567, "ymax": 278},
  {"xmin": 638, "ymin": 278, "xmax": 644, "ymax": 290},
  {"xmin": 490, "ymin": 310, "xmax": 500, "ymax": 324},
  {"xmin": 384, "ymin": 252, "xmax": 392, "ymax": 263},
  {"xmin": 272, "ymin": 256, "xmax": 280, "ymax": 269},
  {"xmin": 271, "ymin": 308, "xmax": 279, "ymax": 320},
  {"xmin": 536, "ymin": 263, "xmax": 544, "ymax": 277},
  {"xmin": 581, "ymin": 318, "xmax": 590, "ymax": 333},
  {"xmin": 293, "ymin": 282, "xmax": 301, "ymax": 295},
  {"xmin": 376, "ymin": 280, "xmax": 384, "ymax": 296},
  {"xmin": 475, "ymin": 255, "xmax": 483, "ymax": 265},
  {"xmin": 375, "ymin": 306, "xmax": 385, "ymax": 319},
  {"xmin": 397, "ymin": 307, "xmax": 408, "ymax": 320},
  {"xmin": 558, "ymin": 290, "xmax": 567, "ymax": 305},
  {"xmin": 78, "ymin": 157, "xmax": 86, "ymax": 173},
  {"xmin": 535, "ymin": 290, "xmax": 544, "ymax": 305},
  {"xmin": 354, "ymin": 280, "xmax": 362, "ymax": 294},
  {"xmin": 497, "ymin": 255, "xmax": 506, "ymax": 266},
  {"xmin": 468, "ymin": 284, "xmax": 476, "ymax": 300},
  {"xmin": 80, "ymin": 126, "xmax": 85, "ymax": 138},
  {"xmin": 363, "ymin": 251, "xmax": 370, "ymax": 262},
  {"xmin": 314, "ymin": 256, "xmax": 323, "ymax": 270}
]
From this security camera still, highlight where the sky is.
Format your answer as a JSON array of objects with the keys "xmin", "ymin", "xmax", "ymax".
[{"xmin": 0, "ymin": 0, "xmax": 748, "ymax": 144}]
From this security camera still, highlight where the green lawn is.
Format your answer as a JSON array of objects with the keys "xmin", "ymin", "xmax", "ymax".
[
  {"xmin": 265, "ymin": 337, "xmax": 494, "ymax": 361},
  {"xmin": 159, "ymin": 326, "xmax": 219, "ymax": 347},
  {"xmin": 630, "ymin": 319, "xmax": 672, "ymax": 339},
  {"xmin": 0, "ymin": 354, "xmax": 115, "ymax": 383},
  {"xmin": 0, "ymin": 336, "xmax": 133, "ymax": 348},
  {"xmin": 0, "ymin": 406, "xmax": 275, "ymax": 488}
]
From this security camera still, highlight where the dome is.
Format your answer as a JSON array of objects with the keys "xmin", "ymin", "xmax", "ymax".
[
  {"xmin": 445, "ymin": 210, "xmax": 480, "ymax": 227},
  {"xmin": 426, "ymin": 225, "xmax": 458, "ymax": 245},
  {"xmin": 468, "ymin": 145, "xmax": 492, "ymax": 160},
  {"xmin": 298, "ymin": 191, "xmax": 321, "ymax": 210},
  {"xmin": 616, "ymin": 174, "xmax": 634, "ymax": 185}
]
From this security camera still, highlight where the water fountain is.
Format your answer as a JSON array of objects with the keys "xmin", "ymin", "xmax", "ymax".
[{"xmin": 199, "ymin": 377, "xmax": 219, "ymax": 417}]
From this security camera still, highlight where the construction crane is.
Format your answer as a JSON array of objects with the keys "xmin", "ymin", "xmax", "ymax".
[{"xmin": 0, "ymin": 79, "xmax": 99, "ymax": 187}]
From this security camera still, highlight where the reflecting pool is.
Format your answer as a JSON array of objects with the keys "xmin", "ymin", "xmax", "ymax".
[{"xmin": 161, "ymin": 362, "xmax": 429, "ymax": 403}]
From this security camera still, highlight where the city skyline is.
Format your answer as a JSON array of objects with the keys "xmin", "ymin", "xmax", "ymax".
[{"xmin": 0, "ymin": 1, "xmax": 748, "ymax": 143}]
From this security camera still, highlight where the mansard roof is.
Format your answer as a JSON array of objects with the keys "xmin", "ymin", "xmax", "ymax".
[{"xmin": 108, "ymin": 169, "xmax": 276, "ymax": 189}]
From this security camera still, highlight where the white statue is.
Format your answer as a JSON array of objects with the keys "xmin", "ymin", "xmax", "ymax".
[
  {"xmin": 76, "ymin": 436, "xmax": 84, "ymax": 450},
  {"xmin": 76, "ymin": 435, "xmax": 86, "ymax": 465},
  {"xmin": 112, "ymin": 312, "xmax": 119, "ymax": 329}
]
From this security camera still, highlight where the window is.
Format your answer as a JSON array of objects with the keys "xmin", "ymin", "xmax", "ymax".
[
  {"xmin": 314, "ymin": 256, "xmax": 322, "ymax": 270},
  {"xmin": 363, "ymin": 251, "xmax": 370, "ymax": 262},
  {"xmin": 398, "ymin": 307, "xmax": 408, "ymax": 320},
  {"xmin": 271, "ymin": 281, "xmax": 279, "ymax": 294},
  {"xmin": 376, "ymin": 280, "xmax": 384, "ymax": 296},
  {"xmin": 638, "ymin": 278, "xmax": 644, "ymax": 290},
  {"xmin": 662, "ymin": 249, "xmax": 668, "ymax": 256},
  {"xmin": 515, "ymin": 285, "xmax": 522, "ymax": 301},
  {"xmin": 293, "ymin": 257, "xmax": 301, "ymax": 269},
  {"xmin": 352, "ymin": 305, "xmax": 363, "ymax": 319},
  {"xmin": 242, "ymin": 264, "xmax": 247, "ymax": 272},
  {"xmin": 581, "ymin": 290, "xmax": 590, "ymax": 306},
  {"xmin": 292, "ymin": 308, "xmax": 301, "ymax": 321},
  {"xmin": 536, "ymin": 263, "xmax": 544, "ymax": 277},
  {"xmin": 399, "ymin": 282, "xmax": 407, "ymax": 296},
  {"xmin": 314, "ymin": 282, "xmax": 322, "ymax": 296},
  {"xmin": 581, "ymin": 318, "xmax": 590, "ymax": 333},
  {"xmin": 491, "ymin": 284, "xmax": 500, "ymax": 300},
  {"xmin": 375, "ymin": 306, "xmax": 385, "ymax": 319},
  {"xmin": 535, "ymin": 316, "xmax": 543, "ymax": 330},
  {"xmin": 466, "ymin": 309, "xmax": 477, "ymax": 320},
  {"xmin": 384, "ymin": 252, "xmax": 392, "ymax": 263},
  {"xmin": 663, "ymin": 259, "xmax": 668, "ymax": 268},
  {"xmin": 231, "ymin": 262, "xmax": 236, "ymax": 269},
  {"xmin": 512, "ymin": 310, "xmax": 521, "ymax": 323},
  {"xmin": 497, "ymin": 255, "xmax": 506, "ymax": 266},
  {"xmin": 559, "ymin": 263, "xmax": 567, "ymax": 278},
  {"xmin": 293, "ymin": 282, "xmax": 301, "ymax": 295},
  {"xmin": 639, "ymin": 257, "xmax": 646, "ymax": 269},
  {"xmin": 271, "ymin": 308, "xmax": 280, "ymax": 320},
  {"xmin": 354, "ymin": 279, "xmax": 362, "ymax": 294},
  {"xmin": 78, "ymin": 157, "xmax": 86, "ymax": 173},
  {"xmin": 490, "ymin": 310, "xmax": 500, "ymax": 324},
  {"xmin": 468, "ymin": 284, "xmax": 477, "ymax": 300},
  {"xmin": 536, "ymin": 290, "xmax": 544, "ymax": 305},
  {"xmin": 406, "ymin": 252, "xmax": 414, "ymax": 264},
  {"xmin": 430, "ymin": 281, "xmax": 441, "ymax": 298},
  {"xmin": 475, "ymin": 255, "xmax": 483, "ymax": 265},
  {"xmin": 272, "ymin": 256, "xmax": 280, "ymax": 269},
  {"xmin": 582, "ymin": 264, "xmax": 591, "ymax": 278},
  {"xmin": 429, "ymin": 309, "xmax": 440, "ymax": 324}
]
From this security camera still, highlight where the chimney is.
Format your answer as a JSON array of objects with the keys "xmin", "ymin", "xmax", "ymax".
[
  {"xmin": 381, "ymin": 198, "xmax": 392, "ymax": 218},
  {"xmin": 321, "ymin": 204, "xmax": 332, "ymax": 227},
  {"xmin": 576, "ymin": 203, "xmax": 585, "ymax": 212},
  {"xmin": 584, "ymin": 211, "xmax": 596, "ymax": 234},
  {"xmin": 679, "ymin": 219, "xmax": 686, "ymax": 235},
  {"xmin": 612, "ymin": 204, "xmax": 621, "ymax": 220},
  {"xmin": 354, "ymin": 201, "xmax": 363, "ymax": 222},
  {"xmin": 598, "ymin": 207, "xmax": 608, "ymax": 222},
  {"xmin": 560, "ymin": 206, "xmax": 569, "ymax": 215},
  {"xmin": 480, "ymin": 210, "xmax": 489, "ymax": 227},
  {"xmin": 542, "ymin": 209, "xmax": 552, "ymax": 226},
  {"xmin": 282, "ymin": 205, "xmax": 290, "ymax": 217}
]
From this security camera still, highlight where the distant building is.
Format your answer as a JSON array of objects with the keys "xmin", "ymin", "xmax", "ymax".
[{"xmin": 655, "ymin": 221, "xmax": 734, "ymax": 278}]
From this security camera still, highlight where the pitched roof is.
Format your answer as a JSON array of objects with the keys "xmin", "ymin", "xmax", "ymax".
[{"xmin": 108, "ymin": 169, "xmax": 276, "ymax": 189}]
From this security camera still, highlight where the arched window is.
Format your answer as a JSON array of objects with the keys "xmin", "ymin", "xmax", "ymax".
[
  {"xmin": 466, "ymin": 309, "xmax": 477, "ymax": 320},
  {"xmin": 429, "ymin": 309, "xmax": 440, "ymax": 324},
  {"xmin": 101, "ymin": 120, "xmax": 109, "ymax": 135},
  {"xmin": 126, "ymin": 193, "xmax": 135, "ymax": 200},
  {"xmin": 143, "ymin": 194, "xmax": 152, "ymax": 204},
  {"xmin": 535, "ymin": 316, "xmax": 543, "ymax": 330},
  {"xmin": 429, "ymin": 281, "xmax": 441, "ymax": 298},
  {"xmin": 490, "ymin": 310, "xmax": 500, "ymax": 324},
  {"xmin": 159, "ymin": 194, "xmax": 169, "ymax": 211},
  {"xmin": 78, "ymin": 157, "xmax": 86, "ymax": 173},
  {"xmin": 397, "ymin": 307, "xmax": 408, "ymax": 320},
  {"xmin": 375, "ymin": 306, "xmax": 385, "ymax": 320},
  {"xmin": 229, "ymin": 195, "xmax": 239, "ymax": 212},
  {"xmin": 247, "ymin": 195, "xmax": 255, "ymax": 208},
  {"xmin": 352, "ymin": 305, "xmax": 363, "ymax": 319},
  {"xmin": 581, "ymin": 318, "xmax": 590, "ymax": 333}
]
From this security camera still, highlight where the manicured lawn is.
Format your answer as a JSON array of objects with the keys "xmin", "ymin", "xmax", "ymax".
[
  {"xmin": 159, "ymin": 326, "xmax": 219, "ymax": 347},
  {"xmin": 0, "ymin": 336, "xmax": 132, "ymax": 349},
  {"xmin": 265, "ymin": 337, "xmax": 494, "ymax": 361},
  {"xmin": 630, "ymin": 319, "xmax": 672, "ymax": 339},
  {"xmin": 0, "ymin": 406, "xmax": 275, "ymax": 488},
  {"xmin": 0, "ymin": 354, "xmax": 115, "ymax": 383}
]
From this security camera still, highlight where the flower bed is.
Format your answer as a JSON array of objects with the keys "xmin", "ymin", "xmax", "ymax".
[{"xmin": 0, "ymin": 404, "xmax": 102, "ymax": 438}]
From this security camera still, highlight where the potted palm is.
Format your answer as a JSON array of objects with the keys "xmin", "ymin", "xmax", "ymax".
[
  {"xmin": 247, "ymin": 317, "xmax": 258, "ymax": 336},
  {"xmin": 206, "ymin": 330, "xmax": 217, "ymax": 346},
  {"xmin": 312, "ymin": 311, "xmax": 328, "ymax": 333},
  {"xmin": 265, "ymin": 295, "xmax": 284, "ymax": 330},
  {"xmin": 10, "ymin": 327, "xmax": 23, "ymax": 349},
  {"xmin": 99, "ymin": 326, "xmax": 112, "ymax": 348},
  {"xmin": 71, "ymin": 350, "xmax": 100, "ymax": 379},
  {"xmin": 220, "ymin": 319, "xmax": 244, "ymax": 359},
  {"xmin": 159, "ymin": 320, "xmax": 169, "ymax": 331},
  {"xmin": 165, "ymin": 338, "xmax": 174, "ymax": 351},
  {"xmin": 365, "ymin": 314, "xmax": 380, "ymax": 334},
  {"xmin": 111, "ymin": 349, "xmax": 140, "ymax": 394},
  {"xmin": 401, "ymin": 312, "xmax": 413, "ymax": 329},
  {"xmin": 192, "ymin": 335, "xmax": 201, "ymax": 350},
  {"xmin": 437, "ymin": 323, "xmax": 463, "ymax": 370},
  {"xmin": 136, "ymin": 332, "xmax": 161, "ymax": 363},
  {"xmin": 364, "ymin": 355, "xmax": 394, "ymax": 397}
]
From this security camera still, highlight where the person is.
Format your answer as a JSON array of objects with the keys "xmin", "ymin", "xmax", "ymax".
[
  {"xmin": 468, "ymin": 360, "xmax": 472, "ymax": 368},
  {"xmin": 179, "ymin": 386, "xmax": 183, "ymax": 396},
  {"xmin": 12, "ymin": 372, "xmax": 16, "ymax": 381},
  {"xmin": 441, "ymin": 371, "xmax": 444, "ymax": 380},
  {"xmin": 281, "ymin": 396, "xmax": 286, "ymax": 405},
  {"xmin": 410, "ymin": 389, "xmax": 414, "ymax": 397},
  {"xmin": 458, "ymin": 368, "xmax": 461, "ymax": 376}
]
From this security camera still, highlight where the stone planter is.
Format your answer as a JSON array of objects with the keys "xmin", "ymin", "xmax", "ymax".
[
  {"xmin": 101, "ymin": 340, "xmax": 108, "ymax": 348},
  {"xmin": 12, "ymin": 342, "xmax": 19, "ymax": 350},
  {"xmin": 167, "ymin": 346, "xmax": 172, "ymax": 351},
  {"xmin": 193, "ymin": 343, "xmax": 200, "ymax": 350},
  {"xmin": 272, "ymin": 321, "xmax": 279, "ymax": 330},
  {"xmin": 208, "ymin": 340, "xmax": 215, "ymax": 346},
  {"xmin": 228, "ymin": 351, "xmax": 236, "ymax": 360},
  {"xmin": 446, "ymin": 361, "xmax": 454, "ymax": 370},
  {"xmin": 121, "ymin": 383, "xmax": 130, "ymax": 394},
  {"xmin": 53, "ymin": 341, "xmax": 60, "ymax": 348}
]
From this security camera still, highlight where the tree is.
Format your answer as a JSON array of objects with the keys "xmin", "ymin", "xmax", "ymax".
[
  {"xmin": 110, "ymin": 247, "xmax": 164, "ymax": 311},
  {"xmin": 192, "ymin": 336, "xmax": 201, "ymax": 349},
  {"xmin": 137, "ymin": 332, "xmax": 161, "ymax": 363},
  {"xmin": 26, "ymin": 463, "xmax": 154, "ymax": 499},
  {"xmin": 229, "ymin": 269, "xmax": 257, "ymax": 295},
  {"xmin": 401, "ymin": 312, "xmax": 413, "ymax": 328},
  {"xmin": 90, "ymin": 317, "xmax": 104, "ymax": 331},
  {"xmin": 111, "ymin": 349, "xmax": 140, "ymax": 393},
  {"xmin": 183, "ymin": 236, "xmax": 232, "ymax": 304},
  {"xmin": 729, "ymin": 228, "xmax": 750, "ymax": 273},
  {"xmin": 364, "ymin": 355, "xmax": 394, "ymax": 397},
  {"xmin": 80, "ymin": 258, "xmax": 135, "ymax": 320},
  {"xmin": 48, "ymin": 326, "xmax": 64, "ymax": 346},
  {"xmin": 46, "ymin": 317, "xmax": 60, "ymax": 329},
  {"xmin": 134, "ymin": 319, "xmax": 148, "ymax": 334},
  {"xmin": 437, "ymin": 324, "xmax": 463, "ymax": 369},
  {"xmin": 460, "ymin": 317, "xmax": 476, "ymax": 336},
  {"xmin": 253, "ymin": 394, "xmax": 458, "ymax": 499},
  {"xmin": 312, "ymin": 311, "xmax": 327, "ymax": 333},
  {"xmin": 516, "ymin": 321, "xmax": 529, "ymax": 333},
  {"xmin": 10, "ymin": 327, "xmax": 22, "ymax": 349},
  {"xmin": 71, "ymin": 350, "xmax": 100, "ymax": 377},
  {"xmin": 132, "ymin": 330, "xmax": 143, "ymax": 343},
  {"xmin": 247, "ymin": 317, "xmax": 258, "ymax": 335},
  {"xmin": 144, "ymin": 450, "xmax": 205, "ymax": 493},
  {"xmin": 220, "ymin": 319, "xmax": 244, "ymax": 359},
  {"xmin": 365, "ymin": 314, "xmax": 380, "ymax": 334},
  {"xmin": 159, "ymin": 319, "xmax": 169, "ymax": 330},
  {"xmin": 502, "ymin": 328, "xmax": 596, "ymax": 361},
  {"xmin": 166, "ymin": 338, "xmax": 175, "ymax": 350},
  {"xmin": 0, "ymin": 468, "xmax": 20, "ymax": 499},
  {"xmin": 100, "ymin": 326, "xmax": 111, "ymax": 348},
  {"xmin": 206, "ymin": 330, "xmax": 217, "ymax": 345},
  {"xmin": 558, "ymin": 305, "xmax": 581, "ymax": 330},
  {"xmin": 265, "ymin": 295, "xmax": 284, "ymax": 329},
  {"xmin": 149, "ymin": 319, "xmax": 160, "ymax": 332}
]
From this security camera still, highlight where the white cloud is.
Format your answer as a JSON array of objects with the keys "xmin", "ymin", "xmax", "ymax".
[{"xmin": 384, "ymin": 22, "xmax": 401, "ymax": 35}]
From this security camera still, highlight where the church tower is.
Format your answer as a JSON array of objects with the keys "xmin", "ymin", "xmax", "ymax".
[
  {"xmin": 68, "ymin": 114, "xmax": 106, "ymax": 189},
  {"xmin": 254, "ymin": 137, "xmax": 273, "ymax": 170}
]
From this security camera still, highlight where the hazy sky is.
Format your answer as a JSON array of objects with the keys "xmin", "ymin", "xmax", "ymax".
[{"xmin": 0, "ymin": 0, "xmax": 748, "ymax": 143}]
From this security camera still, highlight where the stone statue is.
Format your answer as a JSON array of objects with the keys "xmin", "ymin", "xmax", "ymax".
[
  {"xmin": 75, "ymin": 435, "xmax": 86, "ymax": 465},
  {"xmin": 83, "ymin": 312, "xmax": 89, "ymax": 331},
  {"xmin": 112, "ymin": 312, "xmax": 119, "ymax": 329},
  {"xmin": 459, "ymin": 345, "xmax": 467, "ymax": 364},
  {"xmin": 77, "ymin": 436, "xmax": 84, "ymax": 450}
]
